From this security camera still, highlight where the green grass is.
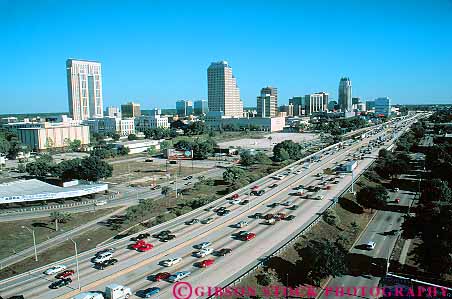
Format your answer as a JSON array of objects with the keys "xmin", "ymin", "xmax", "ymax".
[{"xmin": 0, "ymin": 208, "xmax": 118, "ymax": 261}]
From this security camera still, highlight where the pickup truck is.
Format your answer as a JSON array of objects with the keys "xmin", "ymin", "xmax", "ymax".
[{"xmin": 71, "ymin": 284, "xmax": 132, "ymax": 299}]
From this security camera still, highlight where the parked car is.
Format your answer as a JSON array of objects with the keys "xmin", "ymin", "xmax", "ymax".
[
  {"xmin": 363, "ymin": 241, "xmax": 376, "ymax": 250},
  {"xmin": 49, "ymin": 278, "xmax": 72, "ymax": 289},
  {"xmin": 143, "ymin": 287, "xmax": 160, "ymax": 298},
  {"xmin": 94, "ymin": 258, "xmax": 118, "ymax": 270},
  {"xmin": 44, "ymin": 265, "xmax": 66, "ymax": 275},
  {"xmin": 161, "ymin": 257, "xmax": 182, "ymax": 267},
  {"xmin": 55, "ymin": 270, "xmax": 75, "ymax": 279}
]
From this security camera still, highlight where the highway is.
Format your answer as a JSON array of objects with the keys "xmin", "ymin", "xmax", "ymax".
[{"xmin": 0, "ymin": 115, "xmax": 423, "ymax": 299}]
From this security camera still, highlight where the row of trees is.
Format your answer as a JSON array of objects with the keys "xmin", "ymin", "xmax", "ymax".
[
  {"xmin": 313, "ymin": 117, "xmax": 368, "ymax": 136},
  {"xmin": 26, "ymin": 154, "xmax": 113, "ymax": 182},
  {"xmin": 90, "ymin": 144, "xmax": 129, "ymax": 159},
  {"xmin": 239, "ymin": 151, "xmax": 272, "ymax": 166},
  {"xmin": 173, "ymin": 138, "xmax": 217, "ymax": 160},
  {"xmin": 374, "ymin": 149, "xmax": 411, "ymax": 180}
]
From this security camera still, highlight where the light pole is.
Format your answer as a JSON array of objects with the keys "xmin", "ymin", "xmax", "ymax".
[
  {"xmin": 22, "ymin": 226, "xmax": 38, "ymax": 262},
  {"xmin": 69, "ymin": 238, "xmax": 81, "ymax": 291}
]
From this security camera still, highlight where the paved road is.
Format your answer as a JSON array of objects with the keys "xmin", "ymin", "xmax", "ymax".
[{"xmin": 0, "ymin": 115, "xmax": 425, "ymax": 299}]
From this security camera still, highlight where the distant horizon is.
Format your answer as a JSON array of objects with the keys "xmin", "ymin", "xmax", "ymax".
[{"xmin": 2, "ymin": 1, "xmax": 452, "ymax": 114}]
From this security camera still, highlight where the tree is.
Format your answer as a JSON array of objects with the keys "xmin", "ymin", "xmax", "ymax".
[
  {"xmin": 240, "ymin": 151, "xmax": 255, "ymax": 166},
  {"xmin": 26, "ymin": 155, "xmax": 56, "ymax": 177},
  {"xmin": 112, "ymin": 133, "xmax": 121, "ymax": 141},
  {"xmin": 0, "ymin": 137, "xmax": 11, "ymax": 155},
  {"xmin": 255, "ymin": 152, "xmax": 272, "ymax": 165},
  {"xmin": 69, "ymin": 139, "xmax": 82, "ymax": 152},
  {"xmin": 161, "ymin": 186, "xmax": 171, "ymax": 197},
  {"xmin": 420, "ymin": 179, "xmax": 452, "ymax": 203},
  {"xmin": 323, "ymin": 209, "xmax": 340, "ymax": 226},
  {"xmin": 56, "ymin": 158, "xmax": 82, "ymax": 181},
  {"xmin": 223, "ymin": 166, "xmax": 247, "ymax": 185},
  {"xmin": 273, "ymin": 140, "xmax": 302, "ymax": 161},
  {"xmin": 78, "ymin": 156, "xmax": 113, "ymax": 181},
  {"xmin": 356, "ymin": 185, "xmax": 389, "ymax": 209},
  {"xmin": 116, "ymin": 145, "xmax": 130, "ymax": 156},
  {"xmin": 274, "ymin": 148, "xmax": 290, "ymax": 162},
  {"xmin": 50, "ymin": 211, "xmax": 72, "ymax": 231},
  {"xmin": 127, "ymin": 134, "xmax": 138, "ymax": 141},
  {"xmin": 297, "ymin": 239, "xmax": 348, "ymax": 285}
]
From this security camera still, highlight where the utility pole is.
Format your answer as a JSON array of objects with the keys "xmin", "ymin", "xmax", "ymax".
[
  {"xmin": 69, "ymin": 238, "xmax": 81, "ymax": 291},
  {"xmin": 22, "ymin": 226, "xmax": 38, "ymax": 262}
]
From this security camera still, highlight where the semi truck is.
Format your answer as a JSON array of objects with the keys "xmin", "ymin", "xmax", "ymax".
[{"xmin": 72, "ymin": 284, "xmax": 132, "ymax": 299}]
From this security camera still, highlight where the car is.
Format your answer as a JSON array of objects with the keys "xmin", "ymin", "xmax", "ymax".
[
  {"xmin": 241, "ymin": 199, "xmax": 250, "ymax": 205},
  {"xmin": 266, "ymin": 218, "xmax": 276, "ymax": 225},
  {"xmin": 281, "ymin": 201, "xmax": 292, "ymax": 206},
  {"xmin": 201, "ymin": 217, "xmax": 214, "ymax": 224},
  {"xmin": 184, "ymin": 182, "xmax": 191, "ymax": 186},
  {"xmin": 185, "ymin": 218, "xmax": 199, "ymax": 225},
  {"xmin": 153, "ymin": 230, "xmax": 171, "ymax": 239},
  {"xmin": 159, "ymin": 234, "xmax": 176, "ymax": 242},
  {"xmin": 251, "ymin": 212, "xmax": 263, "ymax": 219},
  {"xmin": 296, "ymin": 191, "xmax": 304, "ymax": 196},
  {"xmin": 393, "ymin": 187, "xmax": 400, "ymax": 192},
  {"xmin": 200, "ymin": 259, "xmax": 215, "ymax": 268},
  {"xmin": 161, "ymin": 257, "xmax": 182, "ymax": 267},
  {"xmin": 55, "ymin": 270, "xmax": 75, "ymax": 279},
  {"xmin": 168, "ymin": 271, "xmax": 191, "ymax": 283},
  {"xmin": 94, "ymin": 200, "xmax": 107, "ymax": 206},
  {"xmin": 94, "ymin": 258, "xmax": 118, "ymax": 270},
  {"xmin": 395, "ymin": 198, "xmax": 401, "ymax": 203},
  {"xmin": 198, "ymin": 175, "xmax": 205, "ymax": 180},
  {"xmin": 214, "ymin": 206, "xmax": 227, "ymax": 213},
  {"xmin": 143, "ymin": 287, "xmax": 161, "ymax": 298},
  {"xmin": 217, "ymin": 209, "xmax": 230, "ymax": 216},
  {"xmin": 195, "ymin": 242, "xmax": 212, "ymax": 249},
  {"xmin": 241, "ymin": 232, "xmax": 256, "ymax": 241},
  {"xmin": 269, "ymin": 183, "xmax": 278, "ymax": 188},
  {"xmin": 133, "ymin": 233, "xmax": 151, "ymax": 241},
  {"xmin": 231, "ymin": 198, "xmax": 241, "ymax": 204},
  {"xmin": 95, "ymin": 248, "xmax": 116, "ymax": 256},
  {"xmin": 235, "ymin": 221, "xmax": 248, "ymax": 228},
  {"xmin": 49, "ymin": 278, "xmax": 72, "ymax": 289},
  {"xmin": 195, "ymin": 247, "xmax": 214, "ymax": 258},
  {"xmin": 153, "ymin": 272, "xmax": 171, "ymax": 281},
  {"xmin": 275, "ymin": 213, "xmax": 286, "ymax": 220},
  {"xmin": 145, "ymin": 158, "xmax": 154, "ymax": 162},
  {"xmin": 44, "ymin": 265, "xmax": 67, "ymax": 275},
  {"xmin": 137, "ymin": 243, "xmax": 154, "ymax": 252},
  {"xmin": 264, "ymin": 213, "xmax": 274, "ymax": 220},
  {"xmin": 364, "ymin": 241, "xmax": 376, "ymax": 250},
  {"xmin": 289, "ymin": 205, "xmax": 299, "ymax": 210},
  {"xmin": 255, "ymin": 190, "xmax": 265, "ymax": 196},
  {"xmin": 295, "ymin": 184, "xmax": 305, "ymax": 190},
  {"xmin": 217, "ymin": 248, "xmax": 232, "ymax": 256},
  {"xmin": 231, "ymin": 194, "xmax": 239, "ymax": 199},
  {"xmin": 285, "ymin": 215, "xmax": 296, "ymax": 221},
  {"xmin": 268, "ymin": 202, "xmax": 279, "ymax": 208},
  {"xmin": 131, "ymin": 240, "xmax": 146, "ymax": 250},
  {"xmin": 251, "ymin": 185, "xmax": 259, "ymax": 191}
]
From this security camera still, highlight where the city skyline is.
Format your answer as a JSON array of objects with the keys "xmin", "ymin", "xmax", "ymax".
[{"xmin": 2, "ymin": 1, "xmax": 452, "ymax": 114}]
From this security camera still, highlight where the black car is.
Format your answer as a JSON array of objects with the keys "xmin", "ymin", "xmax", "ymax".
[
  {"xmin": 132, "ymin": 233, "xmax": 150, "ymax": 241},
  {"xmin": 214, "ymin": 207, "xmax": 227, "ymax": 213},
  {"xmin": 49, "ymin": 278, "xmax": 72, "ymax": 289},
  {"xmin": 268, "ymin": 203, "xmax": 278, "ymax": 208},
  {"xmin": 159, "ymin": 234, "xmax": 176, "ymax": 242},
  {"xmin": 95, "ymin": 258, "xmax": 118, "ymax": 270},
  {"xmin": 217, "ymin": 209, "xmax": 230, "ymax": 216},
  {"xmin": 153, "ymin": 230, "xmax": 171, "ymax": 239},
  {"xmin": 185, "ymin": 218, "xmax": 199, "ymax": 225},
  {"xmin": 251, "ymin": 213, "xmax": 263, "ymax": 219},
  {"xmin": 256, "ymin": 190, "xmax": 265, "ymax": 196},
  {"xmin": 240, "ymin": 200, "xmax": 250, "ymax": 205},
  {"xmin": 285, "ymin": 215, "xmax": 296, "ymax": 221},
  {"xmin": 269, "ymin": 184, "xmax": 278, "ymax": 188},
  {"xmin": 217, "ymin": 248, "xmax": 232, "ymax": 256}
]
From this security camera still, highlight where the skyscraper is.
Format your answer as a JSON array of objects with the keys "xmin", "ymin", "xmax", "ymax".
[
  {"xmin": 121, "ymin": 102, "xmax": 141, "ymax": 118},
  {"xmin": 257, "ymin": 86, "xmax": 278, "ymax": 117},
  {"xmin": 194, "ymin": 100, "xmax": 209, "ymax": 115},
  {"xmin": 338, "ymin": 77, "xmax": 352, "ymax": 112},
  {"xmin": 207, "ymin": 61, "xmax": 243, "ymax": 117},
  {"xmin": 176, "ymin": 100, "xmax": 193, "ymax": 117},
  {"xmin": 375, "ymin": 97, "xmax": 391, "ymax": 116},
  {"xmin": 66, "ymin": 59, "xmax": 103, "ymax": 121},
  {"xmin": 304, "ymin": 92, "xmax": 329, "ymax": 115}
]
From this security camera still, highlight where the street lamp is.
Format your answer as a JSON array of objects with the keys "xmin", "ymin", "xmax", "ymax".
[
  {"xmin": 21, "ymin": 226, "xmax": 37, "ymax": 262},
  {"xmin": 69, "ymin": 238, "xmax": 81, "ymax": 291}
]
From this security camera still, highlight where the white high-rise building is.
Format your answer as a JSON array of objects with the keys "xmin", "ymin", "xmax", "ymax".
[
  {"xmin": 66, "ymin": 59, "xmax": 104, "ymax": 121},
  {"xmin": 208, "ymin": 61, "xmax": 243, "ymax": 117},
  {"xmin": 338, "ymin": 77, "xmax": 352, "ymax": 112}
]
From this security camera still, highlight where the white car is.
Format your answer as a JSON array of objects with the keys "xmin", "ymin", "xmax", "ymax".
[
  {"xmin": 161, "ymin": 257, "xmax": 182, "ymax": 267},
  {"xmin": 94, "ymin": 200, "xmax": 107, "ymax": 206},
  {"xmin": 195, "ymin": 247, "xmax": 213, "ymax": 258},
  {"xmin": 93, "ymin": 252, "xmax": 112, "ymax": 263},
  {"xmin": 235, "ymin": 221, "xmax": 248, "ymax": 228},
  {"xmin": 231, "ymin": 198, "xmax": 241, "ymax": 204},
  {"xmin": 195, "ymin": 242, "xmax": 212, "ymax": 249},
  {"xmin": 44, "ymin": 265, "xmax": 66, "ymax": 275},
  {"xmin": 168, "ymin": 271, "xmax": 191, "ymax": 282},
  {"xmin": 281, "ymin": 201, "xmax": 292, "ymax": 206}
]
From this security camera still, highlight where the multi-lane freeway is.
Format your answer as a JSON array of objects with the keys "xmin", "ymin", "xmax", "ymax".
[{"xmin": 0, "ymin": 114, "xmax": 424, "ymax": 299}]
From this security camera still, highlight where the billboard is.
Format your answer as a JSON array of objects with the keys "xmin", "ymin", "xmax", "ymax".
[{"xmin": 166, "ymin": 148, "xmax": 193, "ymax": 160}]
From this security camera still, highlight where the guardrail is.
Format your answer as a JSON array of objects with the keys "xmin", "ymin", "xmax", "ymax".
[
  {"xmin": 206, "ymin": 119, "xmax": 418, "ymax": 297},
  {"xmin": 0, "ymin": 199, "xmax": 100, "ymax": 215}
]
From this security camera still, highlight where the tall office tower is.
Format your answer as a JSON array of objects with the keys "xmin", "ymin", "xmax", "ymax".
[
  {"xmin": 66, "ymin": 59, "xmax": 104, "ymax": 120},
  {"xmin": 289, "ymin": 96, "xmax": 305, "ymax": 116},
  {"xmin": 207, "ymin": 61, "xmax": 243, "ymax": 117},
  {"xmin": 304, "ymin": 92, "xmax": 329, "ymax": 115},
  {"xmin": 256, "ymin": 86, "xmax": 278, "ymax": 117},
  {"xmin": 375, "ymin": 97, "xmax": 392, "ymax": 116},
  {"xmin": 194, "ymin": 100, "xmax": 209, "ymax": 115},
  {"xmin": 176, "ymin": 100, "xmax": 193, "ymax": 117},
  {"xmin": 105, "ymin": 106, "xmax": 121, "ymax": 118},
  {"xmin": 121, "ymin": 102, "xmax": 141, "ymax": 118},
  {"xmin": 338, "ymin": 77, "xmax": 352, "ymax": 112}
]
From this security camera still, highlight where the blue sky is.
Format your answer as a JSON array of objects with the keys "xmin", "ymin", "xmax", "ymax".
[{"xmin": 1, "ymin": 0, "xmax": 452, "ymax": 114}]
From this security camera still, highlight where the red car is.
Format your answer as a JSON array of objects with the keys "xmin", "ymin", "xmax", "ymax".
[
  {"xmin": 231, "ymin": 194, "xmax": 239, "ymax": 199},
  {"xmin": 200, "ymin": 259, "xmax": 215, "ymax": 268},
  {"xmin": 154, "ymin": 272, "xmax": 171, "ymax": 281},
  {"xmin": 251, "ymin": 185, "xmax": 259, "ymax": 191},
  {"xmin": 137, "ymin": 243, "xmax": 154, "ymax": 252},
  {"xmin": 275, "ymin": 213, "xmax": 286, "ymax": 220},
  {"xmin": 131, "ymin": 240, "xmax": 146, "ymax": 250},
  {"xmin": 395, "ymin": 198, "xmax": 400, "ymax": 203},
  {"xmin": 241, "ymin": 232, "xmax": 256, "ymax": 241},
  {"xmin": 55, "ymin": 270, "xmax": 75, "ymax": 279}
]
